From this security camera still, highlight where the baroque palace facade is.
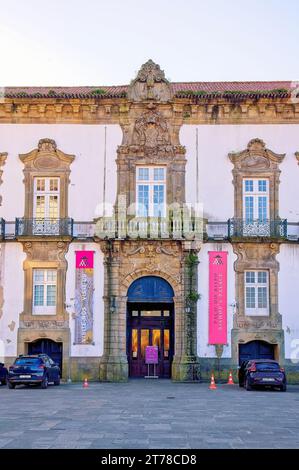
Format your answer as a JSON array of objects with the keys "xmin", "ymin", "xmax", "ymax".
[{"xmin": 1, "ymin": 60, "xmax": 299, "ymax": 382}]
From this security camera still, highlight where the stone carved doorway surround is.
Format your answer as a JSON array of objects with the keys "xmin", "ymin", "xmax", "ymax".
[{"xmin": 98, "ymin": 240, "xmax": 201, "ymax": 382}]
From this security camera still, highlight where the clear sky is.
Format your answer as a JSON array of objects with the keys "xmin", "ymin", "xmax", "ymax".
[{"xmin": 1, "ymin": 0, "xmax": 299, "ymax": 86}]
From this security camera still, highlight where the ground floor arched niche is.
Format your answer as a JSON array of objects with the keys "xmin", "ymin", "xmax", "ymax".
[
  {"xmin": 17, "ymin": 328, "xmax": 70, "ymax": 380},
  {"xmin": 231, "ymin": 328, "xmax": 284, "ymax": 366},
  {"xmin": 98, "ymin": 239, "xmax": 201, "ymax": 383}
]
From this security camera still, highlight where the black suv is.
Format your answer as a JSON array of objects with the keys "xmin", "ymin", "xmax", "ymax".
[{"xmin": 8, "ymin": 354, "xmax": 60, "ymax": 389}]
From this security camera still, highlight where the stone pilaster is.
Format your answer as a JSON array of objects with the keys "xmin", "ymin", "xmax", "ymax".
[{"xmin": 172, "ymin": 242, "xmax": 201, "ymax": 382}]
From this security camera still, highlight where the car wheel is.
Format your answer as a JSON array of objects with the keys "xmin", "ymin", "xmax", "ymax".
[
  {"xmin": 8, "ymin": 381, "xmax": 15, "ymax": 389},
  {"xmin": 281, "ymin": 384, "xmax": 287, "ymax": 392},
  {"xmin": 1, "ymin": 379, "xmax": 7, "ymax": 386},
  {"xmin": 54, "ymin": 375, "xmax": 60, "ymax": 386},
  {"xmin": 245, "ymin": 377, "xmax": 252, "ymax": 391},
  {"xmin": 41, "ymin": 375, "xmax": 49, "ymax": 389}
]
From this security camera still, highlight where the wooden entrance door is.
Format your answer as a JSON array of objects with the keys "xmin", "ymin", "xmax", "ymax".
[
  {"xmin": 239, "ymin": 340, "xmax": 275, "ymax": 365},
  {"xmin": 28, "ymin": 339, "xmax": 63, "ymax": 373},
  {"xmin": 127, "ymin": 303, "xmax": 174, "ymax": 378}
]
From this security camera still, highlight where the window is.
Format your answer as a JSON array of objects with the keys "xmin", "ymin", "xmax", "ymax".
[
  {"xmin": 245, "ymin": 270, "xmax": 269, "ymax": 316},
  {"xmin": 34, "ymin": 177, "xmax": 60, "ymax": 219},
  {"xmin": 136, "ymin": 167, "xmax": 166, "ymax": 217},
  {"xmin": 243, "ymin": 178, "xmax": 269, "ymax": 222},
  {"xmin": 33, "ymin": 269, "xmax": 57, "ymax": 315}
]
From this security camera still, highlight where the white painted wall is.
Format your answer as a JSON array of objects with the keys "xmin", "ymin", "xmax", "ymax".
[
  {"xmin": 0, "ymin": 124, "xmax": 122, "ymax": 221},
  {"xmin": 197, "ymin": 243, "xmax": 236, "ymax": 358},
  {"xmin": 182, "ymin": 124, "xmax": 299, "ymax": 222},
  {"xmin": 278, "ymin": 244, "xmax": 299, "ymax": 360},
  {"xmin": 0, "ymin": 242, "xmax": 25, "ymax": 358},
  {"xmin": 66, "ymin": 242, "xmax": 104, "ymax": 357}
]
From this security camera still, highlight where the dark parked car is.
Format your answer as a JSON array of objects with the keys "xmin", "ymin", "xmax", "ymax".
[
  {"xmin": 0, "ymin": 363, "xmax": 8, "ymax": 385},
  {"xmin": 7, "ymin": 354, "xmax": 60, "ymax": 389},
  {"xmin": 239, "ymin": 359, "xmax": 287, "ymax": 391}
]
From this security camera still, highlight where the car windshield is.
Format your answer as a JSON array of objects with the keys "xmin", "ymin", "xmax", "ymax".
[
  {"xmin": 14, "ymin": 357, "xmax": 43, "ymax": 366},
  {"xmin": 256, "ymin": 362, "xmax": 280, "ymax": 371}
]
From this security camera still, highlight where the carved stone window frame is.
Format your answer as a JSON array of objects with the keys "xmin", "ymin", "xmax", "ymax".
[
  {"xmin": 21, "ymin": 241, "xmax": 69, "ymax": 322},
  {"xmin": 19, "ymin": 138, "xmax": 75, "ymax": 219},
  {"xmin": 228, "ymin": 138, "xmax": 285, "ymax": 220}
]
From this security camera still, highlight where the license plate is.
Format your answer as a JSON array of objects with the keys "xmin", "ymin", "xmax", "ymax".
[
  {"xmin": 19, "ymin": 375, "xmax": 31, "ymax": 379},
  {"xmin": 262, "ymin": 378, "xmax": 275, "ymax": 382}
]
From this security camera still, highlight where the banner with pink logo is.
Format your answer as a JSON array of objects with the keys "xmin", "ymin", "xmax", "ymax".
[
  {"xmin": 74, "ymin": 251, "xmax": 94, "ymax": 344},
  {"xmin": 208, "ymin": 251, "xmax": 228, "ymax": 345}
]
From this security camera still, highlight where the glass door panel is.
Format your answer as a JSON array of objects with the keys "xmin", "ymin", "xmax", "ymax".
[
  {"xmin": 164, "ymin": 329, "xmax": 170, "ymax": 358},
  {"xmin": 131, "ymin": 329, "xmax": 138, "ymax": 359},
  {"xmin": 140, "ymin": 329, "xmax": 149, "ymax": 359}
]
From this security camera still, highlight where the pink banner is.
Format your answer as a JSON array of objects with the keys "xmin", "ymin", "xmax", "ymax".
[
  {"xmin": 208, "ymin": 251, "xmax": 228, "ymax": 345},
  {"xmin": 76, "ymin": 251, "xmax": 94, "ymax": 269}
]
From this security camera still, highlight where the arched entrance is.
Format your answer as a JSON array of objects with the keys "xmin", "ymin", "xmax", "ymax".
[
  {"xmin": 239, "ymin": 340, "xmax": 275, "ymax": 365},
  {"xmin": 127, "ymin": 276, "xmax": 174, "ymax": 378},
  {"xmin": 28, "ymin": 339, "xmax": 63, "ymax": 373}
]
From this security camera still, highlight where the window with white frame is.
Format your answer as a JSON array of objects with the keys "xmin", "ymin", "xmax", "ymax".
[
  {"xmin": 34, "ymin": 177, "xmax": 60, "ymax": 219},
  {"xmin": 33, "ymin": 269, "xmax": 57, "ymax": 315},
  {"xmin": 245, "ymin": 270, "xmax": 269, "ymax": 316},
  {"xmin": 243, "ymin": 178, "xmax": 269, "ymax": 222},
  {"xmin": 136, "ymin": 167, "xmax": 166, "ymax": 217}
]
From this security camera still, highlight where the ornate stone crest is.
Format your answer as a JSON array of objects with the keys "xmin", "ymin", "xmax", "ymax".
[{"xmin": 127, "ymin": 59, "xmax": 172, "ymax": 102}]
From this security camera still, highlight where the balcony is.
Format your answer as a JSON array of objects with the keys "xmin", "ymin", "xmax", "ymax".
[
  {"xmin": 228, "ymin": 218, "xmax": 287, "ymax": 239},
  {"xmin": 15, "ymin": 218, "xmax": 73, "ymax": 237},
  {"xmin": 0, "ymin": 218, "xmax": 4, "ymax": 239},
  {"xmin": 95, "ymin": 215, "xmax": 204, "ymax": 240}
]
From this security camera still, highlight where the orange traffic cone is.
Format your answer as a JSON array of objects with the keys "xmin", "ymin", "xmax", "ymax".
[
  {"xmin": 209, "ymin": 373, "xmax": 217, "ymax": 390},
  {"xmin": 227, "ymin": 370, "xmax": 234, "ymax": 385},
  {"xmin": 83, "ymin": 377, "xmax": 89, "ymax": 388}
]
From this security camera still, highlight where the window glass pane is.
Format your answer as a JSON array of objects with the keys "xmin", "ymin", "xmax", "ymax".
[
  {"xmin": 36, "ymin": 178, "xmax": 45, "ymax": 192},
  {"xmin": 258, "ymin": 271, "xmax": 267, "ymax": 284},
  {"xmin": 46, "ymin": 285, "xmax": 56, "ymax": 306},
  {"xmin": 138, "ymin": 168, "xmax": 149, "ymax": 181},
  {"xmin": 141, "ymin": 310, "xmax": 162, "ymax": 317},
  {"xmin": 138, "ymin": 185, "xmax": 149, "ymax": 216},
  {"xmin": 163, "ymin": 310, "xmax": 170, "ymax": 317},
  {"xmin": 258, "ymin": 196, "xmax": 267, "ymax": 221},
  {"xmin": 245, "ymin": 180, "xmax": 253, "ymax": 192},
  {"xmin": 49, "ymin": 196, "xmax": 59, "ymax": 219},
  {"xmin": 153, "ymin": 185, "xmax": 164, "ymax": 217},
  {"xmin": 245, "ymin": 272, "xmax": 255, "ymax": 284},
  {"xmin": 246, "ymin": 287, "xmax": 255, "ymax": 308},
  {"xmin": 258, "ymin": 287, "xmax": 267, "ymax": 308},
  {"xmin": 154, "ymin": 168, "xmax": 165, "ymax": 181},
  {"xmin": 245, "ymin": 196, "xmax": 254, "ymax": 221},
  {"xmin": 47, "ymin": 270, "xmax": 57, "ymax": 282},
  {"xmin": 35, "ymin": 196, "xmax": 45, "ymax": 218},
  {"xmin": 258, "ymin": 180, "xmax": 267, "ymax": 192},
  {"xmin": 33, "ymin": 270, "xmax": 44, "ymax": 283},
  {"xmin": 49, "ymin": 178, "xmax": 59, "ymax": 191},
  {"xmin": 131, "ymin": 310, "xmax": 139, "ymax": 317},
  {"xmin": 34, "ymin": 285, "xmax": 44, "ymax": 306}
]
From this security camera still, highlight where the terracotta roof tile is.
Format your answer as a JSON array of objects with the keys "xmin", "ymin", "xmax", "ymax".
[{"xmin": 1, "ymin": 81, "xmax": 295, "ymax": 99}]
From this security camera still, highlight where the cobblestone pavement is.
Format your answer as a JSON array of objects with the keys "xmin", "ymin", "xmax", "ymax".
[{"xmin": 0, "ymin": 380, "xmax": 299, "ymax": 449}]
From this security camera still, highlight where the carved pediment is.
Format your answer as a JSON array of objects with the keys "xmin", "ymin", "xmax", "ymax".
[
  {"xmin": 128, "ymin": 59, "xmax": 172, "ymax": 102},
  {"xmin": 229, "ymin": 138, "xmax": 285, "ymax": 170},
  {"xmin": 19, "ymin": 138, "xmax": 75, "ymax": 171}
]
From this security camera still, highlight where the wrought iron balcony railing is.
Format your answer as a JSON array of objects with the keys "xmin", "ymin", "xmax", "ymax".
[
  {"xmin": 0, "ymin": 218, "xmax": 5, "ymax": 239},
  {"xmin": 228, "ymin": 218, "xmax": 287, "ymax": 238},
  {"xmin": 15, "ymin": 218, "xmax": 73, "ymax": 237}
]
